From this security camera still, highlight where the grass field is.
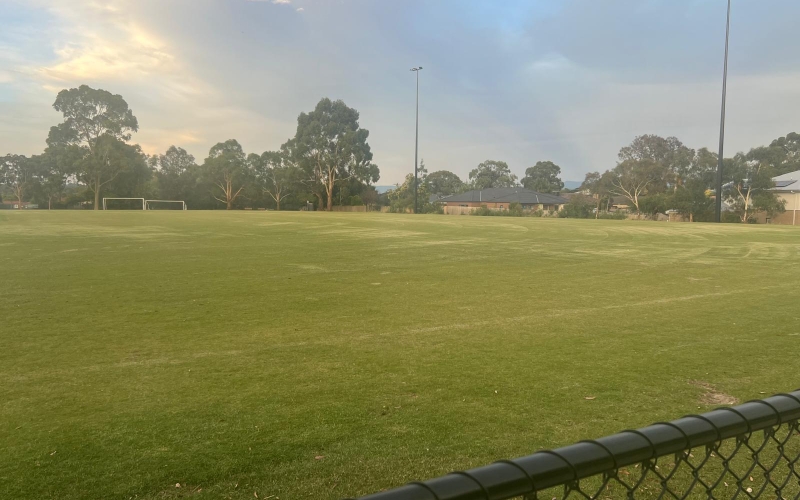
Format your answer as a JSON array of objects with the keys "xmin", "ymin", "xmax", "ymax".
[{"xmin": 2, "ymin": 211, "xmax": 800, "ymax": 499}]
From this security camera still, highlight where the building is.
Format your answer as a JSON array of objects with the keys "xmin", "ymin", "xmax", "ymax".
[
  {"xmin": 769, "ymin": 169, "xmax": 800, "ymax": 225},
  {"xmin": 441, "ymin": 188, "xmax": 569, "ymax": 215}
]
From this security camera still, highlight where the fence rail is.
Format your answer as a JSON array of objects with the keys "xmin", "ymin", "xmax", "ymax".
[{"xmin": 351, "ymin": 390, "xmax": 800, "ymax": 500}]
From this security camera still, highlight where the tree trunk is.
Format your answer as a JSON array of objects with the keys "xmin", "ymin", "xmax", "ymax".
[
  {"xmin": 276, "ymin": 197, "xmax": 281, "ymax": 211},
  {"xmin": 314, "ymin": 192, "xmax": 324, "ymax": 211},
  {"xmin": 227, "ymin": 199, "xmax": 232, "ymax": 210},
  {"xmin": 327, "ymin": 194, "xmax": 334, "ymax": 211},
  {"xmin": 94, "ymin": 184, "xmax": 100, "ymax": 211}
]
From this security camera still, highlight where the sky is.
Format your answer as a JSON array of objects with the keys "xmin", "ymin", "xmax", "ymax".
[{"xmin": 2, "ymin": 0, "xmax": 800, "ymax": 185}]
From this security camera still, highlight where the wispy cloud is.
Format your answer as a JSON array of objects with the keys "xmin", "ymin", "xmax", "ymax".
[{"xmin": 3, "ymin": 0, "xmax": 800, "ymax": 183}]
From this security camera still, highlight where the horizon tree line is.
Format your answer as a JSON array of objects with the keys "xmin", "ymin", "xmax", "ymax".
[
  {"xmin": 390, "ymin": 135, "xmax": 793, "ymax": 222},
  {"xmin": 0, "ymin": 85, "xmax": 379, "ymax": 211},
  {"xmin": 0, "ymin": 84, "xmax": 794, "ymax": 222}
]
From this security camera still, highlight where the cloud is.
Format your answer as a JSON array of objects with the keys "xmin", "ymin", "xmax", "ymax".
[{"xmin": 3, "ymin": 0, "xmax": 800, "ymax": 184}]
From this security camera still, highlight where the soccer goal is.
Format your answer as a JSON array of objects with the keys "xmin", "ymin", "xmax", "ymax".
[
  {"xmin": 145, "ymin": 200, "xmax": 187, "ymax": 211},
  {"xmin": 102, "ymin": 198, "xmax": 146, "ymax": 210}
]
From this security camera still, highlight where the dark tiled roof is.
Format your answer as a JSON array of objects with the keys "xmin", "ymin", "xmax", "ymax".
[
  {"xmin": 444, "ymin": 188, "xmax": 569, "ymax": 205},
  {"xmin": 429, "ymin": 194, "xmax": 452, "ymax": 203}
]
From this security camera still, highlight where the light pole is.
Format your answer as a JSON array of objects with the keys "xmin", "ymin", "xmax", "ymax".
[
  {"xmin": 715, "ymin": 0, "xmax": 732, "ymax": 223},
  {"xmin": 411, "ymin": 67, "xmax": 422, "ymax": 214}
]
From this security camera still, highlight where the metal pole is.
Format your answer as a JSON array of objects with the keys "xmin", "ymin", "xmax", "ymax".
[
  {"xmin": 413, "ymin": 68, "xmax": 421, "ymax": 214},
  {"xmin": 715, "ymin": 0, "xmax": 732, "ymax": 223}
]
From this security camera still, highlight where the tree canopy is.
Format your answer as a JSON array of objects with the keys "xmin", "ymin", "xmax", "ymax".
[
  {"xmin": 425, "ymin": 170, "xmax": 464, "ymax": 196},
  {"xmin": 283, "ymin": 98, "xmax": 379, "ymax": 211},
  {"xmin": 5, "ymin": 84, "xmax": 799, "ymax": 222},
  {"xmin": 469, "ymin": 160, "xmax": 517, "ymax": 189},
  {"xmin": 521, "ymin": 161, "xmax": 564, "ymax": 193},
  {"xmin": 0, "ymin": 155, "xmax": 35, "ymax": 206},
  {"xmin": 202, "ymin": 140, "xmax": 250, "ymax": 210},
  {"xmin": 46, "ymin": 85, "xmax": 141, "ymax": 209}
]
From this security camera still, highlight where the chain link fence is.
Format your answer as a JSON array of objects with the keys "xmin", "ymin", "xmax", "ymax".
[{"xmin": 351, "ymin": 390, "xmax": 800, "ymax": 500}]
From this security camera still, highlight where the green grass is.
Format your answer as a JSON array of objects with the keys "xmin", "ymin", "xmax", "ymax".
[{"xmin": 1, "ymin": 211, "xmax": 799, "ymax": 499}]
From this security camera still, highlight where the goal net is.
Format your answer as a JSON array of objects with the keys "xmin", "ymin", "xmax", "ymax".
[
  {"xmin": 103, "ymin": 198, "xmax": 145, "ymax": 210},
  {"xmin": 145, "ymin": 200, "xmax": 187, "ymax": 210}
]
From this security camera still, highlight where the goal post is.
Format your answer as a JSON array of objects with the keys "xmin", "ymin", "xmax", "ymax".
[
  {"xmin": 102, "ymin": 198, "xmax": 146, "ymax": 210},
  {"xmin": 145, "ymin": 200, "xmax": 187, "ymax": 211}
]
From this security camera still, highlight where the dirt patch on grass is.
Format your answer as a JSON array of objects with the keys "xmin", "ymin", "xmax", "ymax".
[{"xmin": 690, "ymin": 380, "xmax": 739, "ymax": 406}]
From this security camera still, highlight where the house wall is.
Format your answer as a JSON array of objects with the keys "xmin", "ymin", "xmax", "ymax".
[
  {"xmin": 768, "ymin": 192, "xmax": 800, "ymax": 226},
  {"xmin": 443, "ymin": 202, "xmax": 564, "ymax": 212},
  {"xmin": 443, "ymin": 206, "xmax": 477, "ymax": 215}
]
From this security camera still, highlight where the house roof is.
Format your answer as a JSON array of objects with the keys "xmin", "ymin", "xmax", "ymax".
[
  {"xmin": 444, "ymin": 188, "xmax": 569, "ymax": 205},
  {"xmin": 429, "ymin": 194, "xmax": 451, "ymax": 203},
  {"xmin": 771, "ymin": 170, "xmax": 800, "ymax": 191}
]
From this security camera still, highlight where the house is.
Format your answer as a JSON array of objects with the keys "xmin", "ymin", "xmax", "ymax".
[
  {"xmin": 441, "ymin": 188, "xmax": 569, "ymax": 215},
  {"xmin": 769, "ymin": 169, "xmax": 800, "ymax": 225}
]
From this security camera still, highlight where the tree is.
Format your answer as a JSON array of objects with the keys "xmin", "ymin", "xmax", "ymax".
[
  {"xmin": 724, "ymin": 153, "xmax": 785, "ymax": 223},
  {"xmin": 31, "ymin": 152, "xmax": 69, "ymax": 210},
  {"xmin": 72, "ymin": 135, "xmax": 146, "ymax": 208},
  {"xmin": 671, "ymin": 148, "xmax": 717, "ymax": 222},
  {"xmin": 0, "ymin": 155, "xmax": 35, "ymax": 208},
  {"xmin": 521, "ymin": 161, "xmax": 564, "ymax": 192},
  {"xmin": 767, "ymin": 132, "xmax": 800, "ymax": 175},
  {"xmin": 202, "ymin": 140, "xmax": 250, "ymax": 210},
  {"xmin": 559, "ymin": 194, "xmax": 595, "ymax": 219},
  {"xmin": 469, "ymin": 160, "xmax": 517, "ymax": 189},
  {"xmin": 104, "ymin": 143, "xmax": 152, "ymax": 200},
  {"xmin": 580, "ymin": 171, "xmax": 612, "ymax": 218},
  {"xmin": 284, "ymin": 98, "xmax": 379, "ymax": 211},
  {"xmin": 638, "ymin": 193, "xmax": 671, "ymax": 218},
  {"xmin": 388, "ymin": 173, "xmax": 433, "ymax": 213},
  {"xmin": 252, "ymin": 151, "xmax": 298, "ymax": 211},
  {"xmin": 618, "ymin": 135, "xmax": 694, "ymax": 190},
  {"xmin": 425, "ymin": 170, "xmax": 464, "ymax": 196},
  {"xmin": 361, "ymin": 186, "xmax": 379, "ymax": 209},
  {"xmin": 150, "ymin": 146, "xmax": 199, "ymax": 203},
  {"xmin": 46, "ymin": 85, "xmax": 139, "ymax": 210},
  {"xmin": 607, "ymin": 159, "xmax": 665, "ymax": 214}
]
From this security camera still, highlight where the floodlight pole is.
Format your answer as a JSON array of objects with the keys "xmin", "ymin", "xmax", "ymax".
[
  {"xmin": 715, "ymin": 0, "xmax": 732, "ymax": 223},
  {"xmin": 411, "ymin": 67, "xmax": 422, "ymax": 214}
]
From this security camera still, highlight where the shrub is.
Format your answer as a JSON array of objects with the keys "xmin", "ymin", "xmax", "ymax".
[
  {"xmin": 597, "ymin": 212, "xmax": 628, "ymax": 220},
  {"xmin": 558, "ymin": 196, "xmax": 594, "ymax": 219}
]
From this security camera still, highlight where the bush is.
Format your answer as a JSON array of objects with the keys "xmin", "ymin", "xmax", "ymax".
[
  {"xmin": 597, "ymin": 212, "xmax": 628, "ymax": 220},
  {"xmin": 470, "ymin": 204, "xmax": 526, "ymax": 217},
  {"xmin": 720, "ymin": 212, "xmax": 741, "ymax": 223}
]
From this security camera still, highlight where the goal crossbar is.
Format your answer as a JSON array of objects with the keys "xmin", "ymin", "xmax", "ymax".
[
  {"xmin": 145, "ymin": 200, "xmax": 187, "ymax": 210},
  {"xmin": 103, "ymin": 198, "xmax": 145, "ymax": 210}
]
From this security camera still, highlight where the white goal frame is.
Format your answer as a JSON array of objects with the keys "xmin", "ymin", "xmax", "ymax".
[
  {"xmin": 103, "ymin": 198, "xmax": 145, "ymax": 210},
  {"xmin": 145, "ymin": 200, "xmax": 187, "ymax": 211}
]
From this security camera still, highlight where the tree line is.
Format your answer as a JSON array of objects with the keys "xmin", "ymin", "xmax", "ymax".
[
  {"xmin": 386, "ymin": 159, "xmax": 565, "ymax": 213},
  {"xmin": 580, "ymin": 134, "xmax": 795, "ymax": 222},
  {"xmin": 2, "ymin": 85, "xmax": 795, "ymax": 221},
  {"xmin": 388, "ymin": 134, "xmax": 795, "ymax": 222},
  {"xmin": 0, "ymin": 85, "xmax": 379, "ymax": 210}
]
